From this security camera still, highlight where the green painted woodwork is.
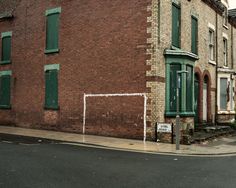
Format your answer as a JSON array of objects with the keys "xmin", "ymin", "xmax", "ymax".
[
  {"xmin": 44, "ymin": 64, "xmax": 60, "ymax": 71},
  {"xmin": 0, "ymin": 75, "xmax": 11, "ymax": 108},
  {"xmin": 172, "ymin": 3, "xmax": 180, "ymax": 48},
  {"xmin": 45, "ymin": 69, "xmax": 58, "ymax": 109},
  {"xmin": 191, "ymin": 16, "xmax": 198, "ymax": 54},
  {"xmin": 45, "ymin": 48, "xmax": 59, "ymax": 54},
  {"xmin": 181, "ymin": 63, "xmax": 186, "ymax": 111},
  {"xmin": 1, "ymin": 31, "xmax": 12, "ymax": 38},
  {"xmin": 45, "ymin": 10, "xmax": 60, "ymax": 53},
  {"xmin": 165, "ymin": 111, "xmax": 195, "ymax": 117},
  {"xmin": 169, "ymin": 64, "xmax": 181, "ymax": 112},
  {"xmin": 186, "ymin": 65, "xmax": 193, "ymax": 111},
  {"xmin": 1, "ymin": 36, "xmax": 11, "ymax": 64},
  {"xmin": 0, "ymin": 70, "xmax": 12, "ymax": 76},
  {"xmin": 45, "ymin": 7, "xmax": 61, "ymax": 16},
  {"xmin": 164, "ymin": 49, "xmax": 199, "ymax": 60},
  {"xmin": 165, "ymin": 63, "xmax": 170, "ymax": 112},
  {"xmin": 164, "ymin": 49, "xmax": 196, "ymax": 117}
]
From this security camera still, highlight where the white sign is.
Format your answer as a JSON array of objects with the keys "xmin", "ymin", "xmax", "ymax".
[{"xmin": 157, "ymin": 123, "xmax": 172, "ymax": 133}]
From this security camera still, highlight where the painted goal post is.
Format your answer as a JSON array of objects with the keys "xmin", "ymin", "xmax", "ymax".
[{"xmin": 83, "ymin": 93, "xmax": 147, "ymax": 141}]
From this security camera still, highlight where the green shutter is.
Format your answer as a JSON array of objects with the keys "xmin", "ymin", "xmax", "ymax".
[
  {"xmin": 1, "ymin": 36, "xmax": 11, "ymax": 63},
  {"xmin": 172, "ymin": 4, "xmax": 180, "ymax": 48},
  {"xmin": 169, "ymin": 64, "xmax": 181, "ymax": 112},
  {"xmin": 191, "ymin": 16, "xmax": 198, "ymax": 54},
  {"xmin": 186, "ymin": 66, "xmax": 193, "ymax": 111},
  {"xmin": 45, "ymin": 13, "xmax": 59, "ymax": 53},
  {"xmin": 0, "ymin": 75, "xmax": 11, "ymax": 108},
  {"xmin": 45, "ymin": 70, "xmax": 58, "ymax": 109}
]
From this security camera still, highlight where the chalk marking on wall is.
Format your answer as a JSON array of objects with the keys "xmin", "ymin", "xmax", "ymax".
[{"xmin": 83, "ymin": 93, "xmax": 147, "ymax": 141}]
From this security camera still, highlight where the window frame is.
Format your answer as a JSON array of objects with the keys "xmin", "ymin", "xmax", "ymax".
[
  {"xmin": 223, "ymin": 6, "xmax": 228, "ymax": 27},
  {"xmin": 217, "ymin": 74, "xmax": 235, "ymax": 113},
  {"xmin": 220, "ymin": 78, "xmax": 227, "ymax": 111},
  {"xmin": 165, "ymin": 56, "xmax": 195, "ymax": 117},
  {"xmin": 209, "ymin": 29, "xmax": 215, "ymax": 61},
  {"xmin": 223, "ymin": 37, "xmax": 228, "ymax": 67},
  {"xmin": 230, "ymin": 79, "xmax": 234, "ymax": 111}
]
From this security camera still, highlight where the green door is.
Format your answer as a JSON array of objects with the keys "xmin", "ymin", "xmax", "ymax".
[{"xmin": 194, "ymin": 75, "xmax": 199, "ymax": 124}]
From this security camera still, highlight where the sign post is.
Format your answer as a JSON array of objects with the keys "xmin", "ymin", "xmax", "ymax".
[{"xmin": 176, "ymin": 70, "xmax": 188, "ymax": 150}]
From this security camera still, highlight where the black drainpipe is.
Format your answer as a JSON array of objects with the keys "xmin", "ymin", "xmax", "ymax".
[{"xmin": 231, "ymin": 24, "xmax": 234, "ymax": 70}]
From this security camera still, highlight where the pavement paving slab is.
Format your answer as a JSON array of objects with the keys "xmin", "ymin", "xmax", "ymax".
[{"xmin": 0, "ymin": 125, "xmax": 236, "ymax": 156}]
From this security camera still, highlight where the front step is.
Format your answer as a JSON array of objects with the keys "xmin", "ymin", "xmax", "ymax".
[{"xmin": 192, "ymin": 125, "xmax": 235, "ymax": 143}]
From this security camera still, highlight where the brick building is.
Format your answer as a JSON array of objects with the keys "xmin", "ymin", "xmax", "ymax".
[{"xmin": 0, "ymin": 0, "xmax": 236, "ymax": 142}]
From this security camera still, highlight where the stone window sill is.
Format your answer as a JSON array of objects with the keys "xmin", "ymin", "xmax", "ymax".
[
  {"xmin": 0, "ymin": 60, "xmax": 11, "ymax": 65},
  {"xmin": 165, "ymin": 111, "xmax": 195, "ymax": 117},
  {"xmin": 45, "ymin": 48, "xmax": 59, "ymax": 54},
  {"xmin": 208, "ymin": 60, "xmax": 216, "ymax": 65}
]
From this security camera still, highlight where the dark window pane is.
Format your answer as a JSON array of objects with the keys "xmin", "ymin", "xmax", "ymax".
[{"xmin": 169, "ymin": 64, "xmax": 181, "ymax": 112}]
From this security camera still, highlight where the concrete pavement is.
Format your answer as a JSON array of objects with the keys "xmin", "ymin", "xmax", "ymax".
[{"xmin": 0, "ymin": 125, "xmax": 236, "ymax": 156}]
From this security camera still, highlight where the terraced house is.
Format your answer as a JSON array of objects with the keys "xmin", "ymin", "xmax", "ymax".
[{"xmin": 0, "ymin": 0, "xmax": 236, "ymax": 142}]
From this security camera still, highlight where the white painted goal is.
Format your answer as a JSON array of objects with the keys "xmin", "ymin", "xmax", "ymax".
[{"xmin": 83, "ymin": 93, "xmax": 147, "ymax": 141}]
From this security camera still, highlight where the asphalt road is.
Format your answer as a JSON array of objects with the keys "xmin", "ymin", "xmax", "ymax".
[{"xmin": 0, "ymin": 137, "xmax": 236, "ymax": 188}]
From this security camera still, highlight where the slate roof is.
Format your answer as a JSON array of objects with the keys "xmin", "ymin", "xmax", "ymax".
[
  {"xmin": 229, "ymin": 9, "xmax": 236, "ymax": 18},
  {"xmin": 202, "ymin": 0, "xmax": 225, "ymax": 14},
  {"xmin": 228, "ymin": 9, "xmax": 236, "ymax": 27}
]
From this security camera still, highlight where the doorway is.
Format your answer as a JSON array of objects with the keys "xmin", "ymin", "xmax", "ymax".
[
  {"xmin": 194, "ymin": 74, "xmax": 200, "ymax": 123},
  {"xmin": 203, "ymin": 77, "xmax": 208, "ymax": 122}
]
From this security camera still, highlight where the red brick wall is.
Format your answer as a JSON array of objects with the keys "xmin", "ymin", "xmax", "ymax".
[{"xmin": 0, "ymin": 0, "xmax": 151, "ymax": 139}]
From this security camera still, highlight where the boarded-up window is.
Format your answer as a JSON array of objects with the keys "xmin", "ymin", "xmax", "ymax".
[
  {"xmin": 45, "ymin": 7, "xmax": 61, "ymax": 53},
  {"xmin": 45, "ymin": 69, "xmax": 58, "ymax": 109},
  {"xmin": 1, "ymin": 32, "xmax": 12, "ymax": 64},
  {"xmin": 191, "ymin": 16, "xmax": 198, "ymax": 54},
  {"xmin": 220, "ymin": 78, "xmax": 227, "ymax": 110},
  {"xmin": 0, "ymin": 75, "xmax": 11, "ymax": 108},
  {"xmin": 172, "ymin": 3, "xmax": 180, "ymax": 48}
]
